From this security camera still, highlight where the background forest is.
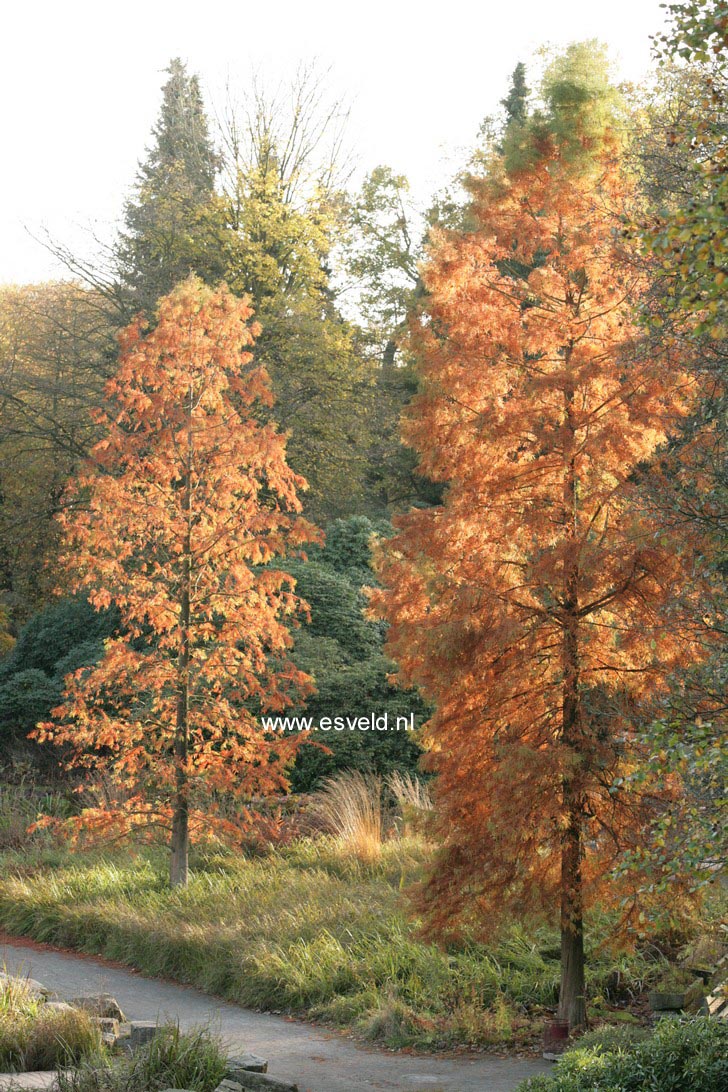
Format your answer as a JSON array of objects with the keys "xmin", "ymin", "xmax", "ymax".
[{"xmin": 0, "ymin": 0, "xmax": 726, "ymax": 1080}]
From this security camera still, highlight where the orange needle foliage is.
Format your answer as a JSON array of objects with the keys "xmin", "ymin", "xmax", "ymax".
[
  {"xmin": 370, "ymin": 137, "xmax": 706, "ymax": 1027},
  {"xmin": 34, "ymin": 277, "xmax": 320, "ymax": 885}
]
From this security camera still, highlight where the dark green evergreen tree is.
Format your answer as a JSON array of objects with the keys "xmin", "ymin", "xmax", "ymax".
[
  {"xmin": 501, "ymin": 61, "xmax": 529, "ymax": 126},
  {"xmin": 117, "ymin": 58, "xmax": 229, "ymax": 314}
]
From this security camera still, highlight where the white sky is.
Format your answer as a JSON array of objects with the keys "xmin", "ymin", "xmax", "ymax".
[{"xmin": 2, "ymin": 0, "xmax": 668, "ymax": 284}]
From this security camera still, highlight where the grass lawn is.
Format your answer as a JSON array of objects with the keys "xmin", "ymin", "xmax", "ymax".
[{"xmin": 0, "ymin": 836, "xmax": 704, "ymax": 1052}]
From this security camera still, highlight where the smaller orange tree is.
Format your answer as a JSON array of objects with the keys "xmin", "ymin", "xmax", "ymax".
[{"xmin": 35, "ymin": 277, "xmax": 319, "ymax": 885}]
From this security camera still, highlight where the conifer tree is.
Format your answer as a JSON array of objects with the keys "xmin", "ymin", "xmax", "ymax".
[
  {"xmin": 372, "ymin": 48, "xmax": 705, "ymax": 1029},
  {"xmin": 501, "ymin": 61, "xmax": 529, "ymax": 127},
  {"xmin": 221, "ymin": 80, "xmax": 374, "ymax": 517},
  {"xmin": 36, "ymin": 278, "xmax": 319, "ymax": 886},
  {"xmin": 117, "ymin": 59, "xmax": 229, "ymax": 314}
]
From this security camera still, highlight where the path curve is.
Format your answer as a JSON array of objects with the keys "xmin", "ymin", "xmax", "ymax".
[{"xmin": 1, "ymin": 937, "xmax": 549, "ymax": 1092}]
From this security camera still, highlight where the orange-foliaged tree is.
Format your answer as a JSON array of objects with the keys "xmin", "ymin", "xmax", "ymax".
[
  {"xmin": 371, "ymin": 139, "xmax": 704, "ymax": 1026},
  {"xmin": 35, "ymin": 277, "xmax": 320, "ymax": 886}
]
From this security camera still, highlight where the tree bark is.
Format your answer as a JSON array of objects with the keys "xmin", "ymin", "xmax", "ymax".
[
  {"xmin": 557, "ymin": 358, "xmax": 587, "ymax": 1031},
  {"xmin": 558, "ymin": 607, "xmax": 587, "ymax": 1029},
  {"xmin": 170, "ymin": 575, "xmax": 190, "ymax": 887},
  {"xmin": 557, "ymin": 802, "xmax": 586, "ymax": 1029},
  {"xmin": 170, "ymin": 395, "xmax": 194, "ymax": 888}
]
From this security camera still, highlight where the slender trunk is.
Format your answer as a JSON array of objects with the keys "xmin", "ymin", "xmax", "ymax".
[
  {"xmin": 558, "ymin": 801, "xmax": 586, "ymax": 1029},
  {"xmin": 170, "ymin": 575, "xmax": 190, "ymax": 887},
  {"xmin": 558, "ymin": 612, "xmax": 586, "ymax": 1029},
  {"xmin": 557, "ymin": 358, "xmax": 587, "ymax": 1031},
  {"xmin": 170, "ymin": 389, "xmax": 194, "ymax": 887}
]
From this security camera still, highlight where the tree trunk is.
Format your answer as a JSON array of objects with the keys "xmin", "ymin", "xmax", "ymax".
[
  {"xmin": 557, "ymin": 807, "xmax": 586, "ymax": 1030},
  {"xmin": 559, "ymin": 611, "xmax": 586, "ymax": 1029},
  {"xmin": 557, "ymin": 359, "xmax": 587, "ymax": 1031},
  {"xmin": 170, "ymin": 575, "xmax": 190, "ymax": 887},
  {"xmin": 171, "ymin": 410, "xmax": 193, "ymax": 888},
  {"xmin": 170, "ymin": 775, "xmax": 189, "ymax": 886}
]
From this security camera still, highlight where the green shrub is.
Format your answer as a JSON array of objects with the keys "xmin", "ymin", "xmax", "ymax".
[
  {"xmin": 518, "ymin": 1016, "xmax": 728, "ymax": 1091},
  {"xmin": 0, "ymin": 670, "xmax": 60, "ymax": 736},
  {"xmin": 564, "ymin": 1023, "xmax": 650, "ymax": 1054},
  {"xmin": 310, "ymin": 515, "xmax": 392, "ymax": 585},
  {"xmin": 0, "ymin": 596, "xmax": 117, "ymax": 758},
  {"xmin": 0, "ymin": 597, "xmax": 117, "ymax": 681}
]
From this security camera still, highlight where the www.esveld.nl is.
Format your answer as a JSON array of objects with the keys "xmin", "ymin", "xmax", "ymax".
[{"xmin": 260, "ymin": 713, "xmax": 416, "ymax": 732}]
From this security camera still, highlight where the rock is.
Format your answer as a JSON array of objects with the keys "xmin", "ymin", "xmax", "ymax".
[
  {"xmin": 68, "ymin": 994, "xmax": 126, "ymax": 1021},
  {"xmin": 0, "ymin": 971, "xmax": 50, "ymax": 1000},
  {"xmin": 648, "ymin": 990, "xmax": 685, "ymax": 1012},
  {"xmin": 0, "ymin": 1074, "xmax": 57, "ymax": 1090},
  {"xmin": 226, "ymin": 1053, "xmax": 268, "ymax": 1075},
  {"xmin": 215, "ymin": 1076, "xmax": 298, "ymax": 1092},
  {"xmin": 93, "ymin": 1017, "xmax": 120, "ymax": 1036},
  {"xmin": 128, "ymin": 1020, "xmax": 163, "ymax": 1048},
  {"xmin": 25, "ymin": 979, "xmax": 51, "ymax": 999},
  {"xmin": 42, "ymin": 1000, "xmax": 74, "ymax": 1012}
]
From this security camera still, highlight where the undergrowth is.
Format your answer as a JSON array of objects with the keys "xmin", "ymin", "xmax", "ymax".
[
  {"xmin": 56, "ymin": 1024, "xmax": 227, "ymax": 1092},
  {"xmin": 517, "ymin": 1017, "xmax": 728, "ymax": 1091},
  {"xmin": 0, "ymin": 974, "xmax": 101, "ymax": 1072},
  {"xmin": 0, "ymin": 837, "xmax": 705, "ymax": 1051}
]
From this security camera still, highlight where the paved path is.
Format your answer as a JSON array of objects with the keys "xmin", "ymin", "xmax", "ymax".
[{"xmin": 1, "ymin": 938, "xmax": 549, "ymax": 1092}]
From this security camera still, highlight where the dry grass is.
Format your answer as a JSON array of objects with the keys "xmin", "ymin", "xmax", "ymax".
[
  {"xmin": 0, "ymin": 972, "xmax": 101, "ymax": 1072},
  {"xmin": 387, "ymin": 771, "xmax": 432, "ymax": 837},
  {"xmin": 387, "ymin": 771, "xmax": 432, "ymax": 813},
  {"xmin": 310, "ymin": 772, "xmax": 383, "ymax": 862}
]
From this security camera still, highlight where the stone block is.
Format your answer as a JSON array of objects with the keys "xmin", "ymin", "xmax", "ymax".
[
  {"xmin": 0, "ymin": 971, "xmax": 50, "ymax": 1000},
  {"xmin": 217, "ymin": 1075, "xmax": 298, "ymax": 1092},
  {"xmin": 128, "ymin": 1020, "xmax": 163, "ymax": 1048},
  {"xmin": 68, "ymin": 994, "xmax": 126, "ymax": 1021},
  {"xmin": 94, "ymin": 1017, "xmax": 120, "ymax": 1036},
  {"xmin": 226, "ymin": 1053, "xmax": 268, "ymax": 1074}
]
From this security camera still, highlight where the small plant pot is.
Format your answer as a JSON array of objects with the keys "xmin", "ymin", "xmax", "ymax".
[
  {"xmin": 543, "ymin": 1019, "xmax": 570, "ymax": 1059},
  {"xmin": 648, "ymin": 990, "xmax": 685, "ymax": 1011}
]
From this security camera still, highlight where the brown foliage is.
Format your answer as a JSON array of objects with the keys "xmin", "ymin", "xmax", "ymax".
[
  {"xmin": 34, "ymin": 278, "xmax": 320, "ymax": 877},
  {"xmin": 371, "ymin": 138, "xmax": 707, "ymax": 1024}
]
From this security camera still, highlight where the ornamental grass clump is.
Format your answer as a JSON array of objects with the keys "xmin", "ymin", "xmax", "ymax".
[
  {"xmin": 0, "ymin": 973, "xmax": 101, "ymax": 1072},
  {"xmin": 311, "ymin": 771, "xmax": 384, "ymax": 862}
]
